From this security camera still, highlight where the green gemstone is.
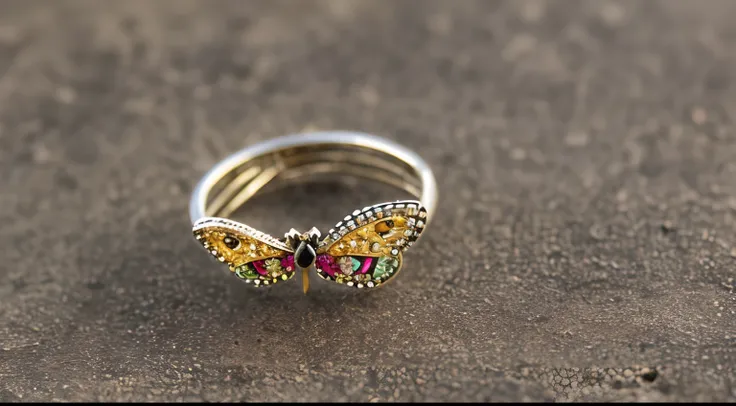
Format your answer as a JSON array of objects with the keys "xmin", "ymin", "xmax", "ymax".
[
  {"xmin": 235, "ymin": 264, "xmax": 259, "ymax": 279},
  {"xmin": 351, "ymin": 257, "xmax": 361, "ymax": 271},
  {"xmin": 281, "ymin": 274, "xmax": 289, "ymax": 281},
  {"xmin": 373, "ymin": 256, "xmax": 399, "ymax": 279}
]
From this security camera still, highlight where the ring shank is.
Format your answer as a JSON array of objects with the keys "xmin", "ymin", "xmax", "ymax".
[{"xmin": 189, "ymin": 132, "xmax": 437, "ymax": 227}]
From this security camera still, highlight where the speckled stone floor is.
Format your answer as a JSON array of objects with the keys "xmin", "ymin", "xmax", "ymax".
[{"xmin": 0, "ymin": 0, "xmax": 734, "ymax": 402}]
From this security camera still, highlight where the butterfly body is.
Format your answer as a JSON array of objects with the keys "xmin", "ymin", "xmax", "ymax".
[{"xmin": 193, "ymin": 200, "xmax": 427, "ymax": 291}]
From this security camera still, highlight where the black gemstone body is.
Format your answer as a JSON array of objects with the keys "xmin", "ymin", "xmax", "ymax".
[{"xmin": 295, "ymin": 242, "xmax": 317, "ymax": 268}]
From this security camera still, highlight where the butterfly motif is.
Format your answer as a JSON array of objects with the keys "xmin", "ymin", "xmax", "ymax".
[{"xmin": 192, "ymin": 200, "xmax": 427, "ymax": 292}]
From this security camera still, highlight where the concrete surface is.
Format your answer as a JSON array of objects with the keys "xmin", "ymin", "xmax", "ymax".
[{"xmin": 0, "ymin": 0, "xmax": 734, "ymax": 402}]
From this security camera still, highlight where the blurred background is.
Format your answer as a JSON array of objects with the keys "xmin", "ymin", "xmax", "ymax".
[{"xmin": 0, "ymin": 0, "xmax": 734, "ymax": 402}]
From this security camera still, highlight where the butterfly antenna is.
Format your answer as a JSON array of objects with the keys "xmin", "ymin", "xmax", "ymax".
[{"xmin": 302, "ymin": 267, "xmax": 310, "ymax": 294}]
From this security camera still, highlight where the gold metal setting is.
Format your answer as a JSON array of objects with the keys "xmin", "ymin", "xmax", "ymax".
[{"xmin": 193, "ymin": 219, "xmax": 291, "ymax": 271}]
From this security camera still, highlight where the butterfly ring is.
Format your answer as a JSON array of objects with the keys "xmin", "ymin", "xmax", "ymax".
[{"xmin": 189, "ymin": 131, "xmax": 437, "ymax": 293}]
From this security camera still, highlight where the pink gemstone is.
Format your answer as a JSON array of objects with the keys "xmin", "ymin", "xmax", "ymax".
[
  {"xmin": 252, "ymin": 260, "xmax": 269, "ymax": 276},
  {"xmin": 281, "ymin": 255, "xmax": 295, "ymax": 272},
  {"xmin": 315, "ymin": 254, "xmax": 340, "ymax": 277},
  {"xmin": 358, "ymin": 257, "xmax": 373, "ymax": 274}
]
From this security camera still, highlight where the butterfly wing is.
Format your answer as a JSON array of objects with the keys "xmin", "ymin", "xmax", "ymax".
[
  {"xmin": 193, "ymin": 217, "xmax": 295, "ymax": 287},
  {"xmin": 314, "ymin": 200, "xmax": 427, "ymax": 288}
]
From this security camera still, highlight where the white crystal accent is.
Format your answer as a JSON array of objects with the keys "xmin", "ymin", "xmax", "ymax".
[{"xmin": 338, "ymin": 257, "xmax": 354, "ymax": 275}]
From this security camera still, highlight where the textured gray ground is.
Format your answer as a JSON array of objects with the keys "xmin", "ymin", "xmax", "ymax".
[{"xmin": 0, "ymin": 0, "xmax": 734, "ymax": 402}]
